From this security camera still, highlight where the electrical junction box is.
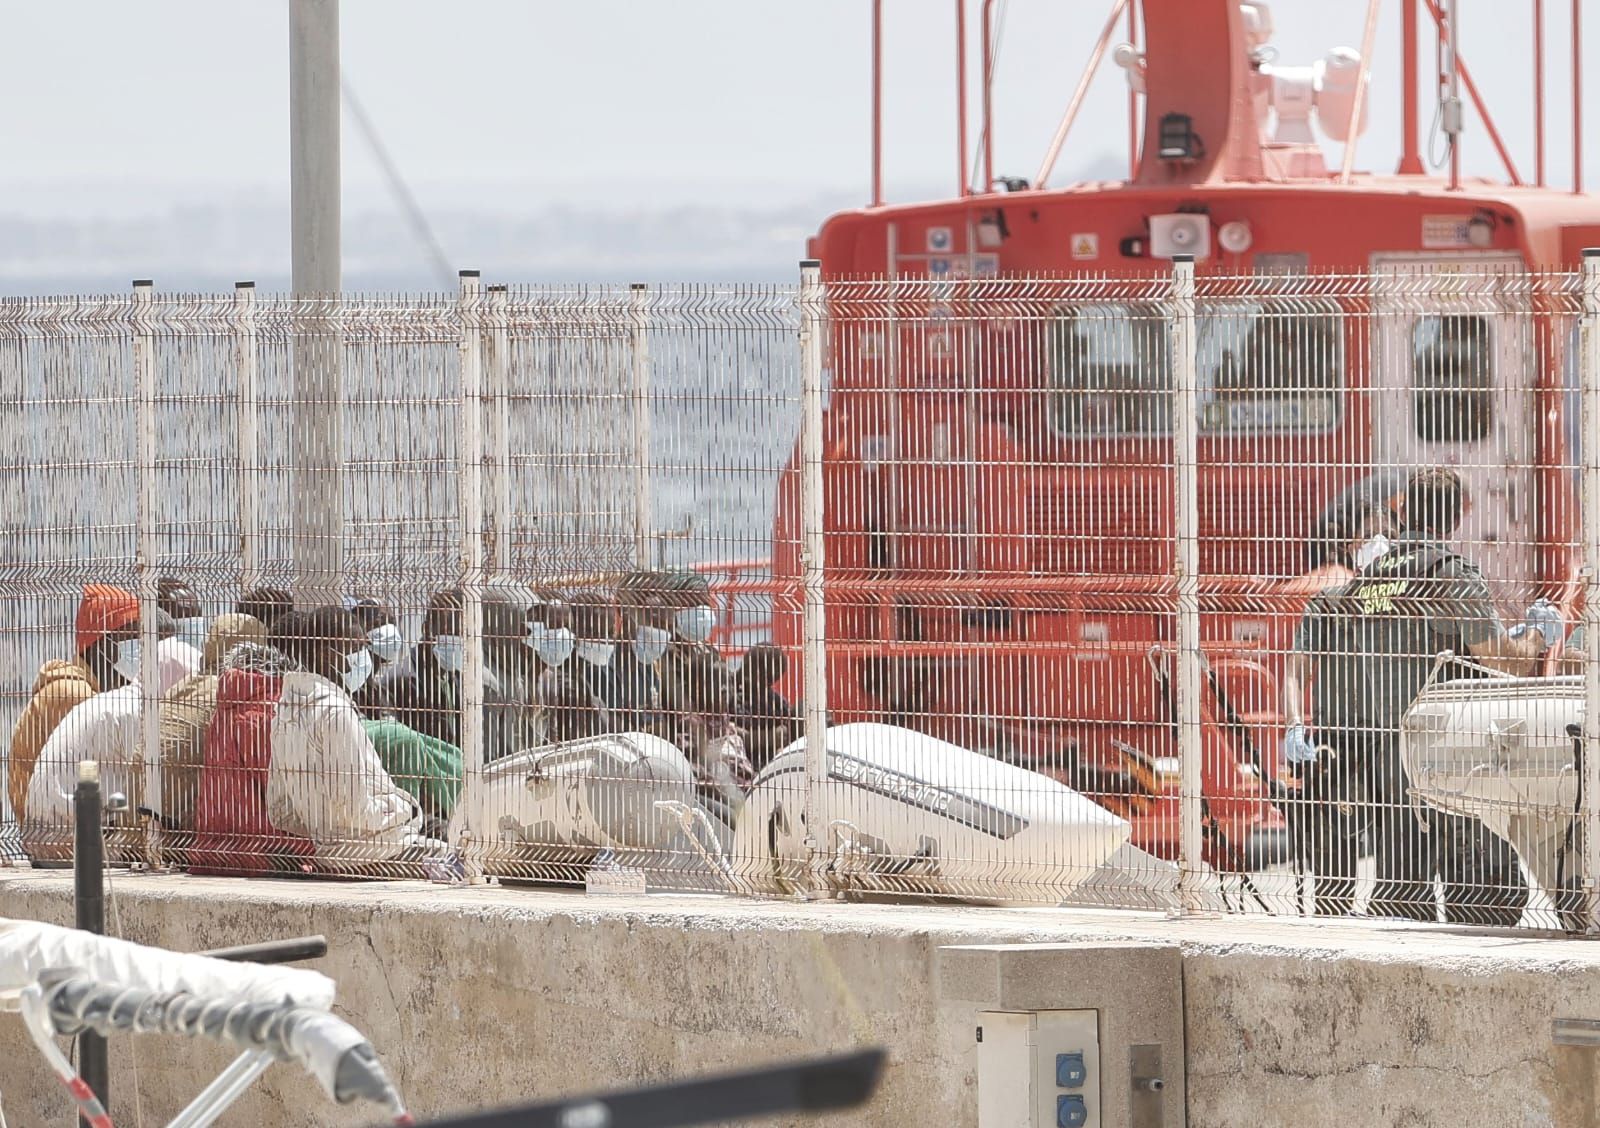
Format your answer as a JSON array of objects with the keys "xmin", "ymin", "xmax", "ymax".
[{"xmin": 977, "ymin": 1009, "xmax": 1101, "ymax": 1128}]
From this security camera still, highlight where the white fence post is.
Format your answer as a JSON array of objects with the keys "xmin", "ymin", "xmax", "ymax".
[
  {"xmin": 458, "ymin": 271, "xmax": 485, "ymax": 782},
  {"xmin": 234, "ymin": 281, "xmax": 261, "ymax": 591},
  {"xmin": 485, "ymin": 283, "xmax": 512, "ymax": 578},
  {"xmin": 1170, "ymin": 255, "xmax": 1204, "ymax": 914},
  {"xmin": 798, "ymin": 260, "xmax": 830, "ymax": 896},
  {"xmin": 1582, "ymin": 248, "xmax": 1600, "ymax": 932},
  {"xmin": 132, "ymin": 279, "xmax": 162, "ymax": 825},
  {"xmin": 631, "ymin": 283, "xmax": 652, "ymax": 567}
]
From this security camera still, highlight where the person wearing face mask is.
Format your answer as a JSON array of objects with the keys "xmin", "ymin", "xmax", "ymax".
[
  {"xmin": 347, "ymin": 597, "xmax": 403, "ymax": 720},
  {"xmin": 379, "ymin": 587, "xmax": 523, "ymax": 763},
  {"xmin": 267, "ymin": 607, "xmax": 441, "ymax": 861},
  {"xmin": 8, "ymin": 585, "xmax": 189, "ymax": 826},
  {"xmin": 558, "ymin": 591, "xmax": 619, "ymax": 740},
  {"xmin": 157, "ymin": 576, "xmax": 207, "ymax": 682},
  {"xmin": 652, "ymin": 570, "xmax": 755, "ymax": 810},
  {"xmin": 1338, "ymin": 468, "xmax": 1541, "ymax": 924},
  {"xmin": 606, "ymin": 572, "xmax": 671, "ymax": 734},
  {"xmin": 481, "ymin": 585, "xmax": 543, "ymax": 760},
  {"xmin": 19, "ymin": 597, "xmax": 182, "ymax": 863}
]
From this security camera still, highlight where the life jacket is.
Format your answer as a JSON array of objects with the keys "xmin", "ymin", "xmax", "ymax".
[{"xmin": 190, "ymin": 655, "xmax": 314, "ymax": 875}]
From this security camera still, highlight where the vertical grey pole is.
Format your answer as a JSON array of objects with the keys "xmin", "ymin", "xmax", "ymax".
[
  {"xmin": 290, "ymin": 0, "xmax": 340, "ymax": 295},
  {"xmin": 1581, "ymin": 249, "xmax": 1600, "ymax": 932},
  {"xmin": 798, "ymin": 260, "xmax": 830, "ymax": 896},
  {"xmin": 630, "ymin": 283, "xmax": 652, "ymax": 566},
  {"xmin": 289, "ymin": 0, "xmax": 343, "ymax": 603},
  {"xmin": 1170, "ymin": 255, "xmax": 1204, "ymax": 914},
  {"xmin": 133, "ymin": 280, "xmax": 162, "ymax": 821},
  {"xmin": 235, "ymin": 281, "xmax": 262, "ymax": 590},
  {"xmin": 485, "ymin": 284, "xmax": 512, "ymax": 578},
  {"xmin": 73, "ymin": 760, "xmax": 107, "ymax": 1123},
  {"xmin": 458, "ymin": 272, "xmax": 486, "ymax": 778}
]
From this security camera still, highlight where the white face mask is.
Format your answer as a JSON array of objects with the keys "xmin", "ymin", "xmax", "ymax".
[
  {"xmin": 367, "ymin": 622, "xmax": 404, "ymax": 664},
  {"xmin": 527, "ymin": 622, "xmax": 576, "ymax": 668},
  {"xmin": 1353, "ymin": 533, "xmax": 1391, "ymax": 570},
  {"xmin": 633, "ymin": 625, "xmax": 671, "ymax": 665},
  {"xmin": 342, "ymin": 647, "xmax": 374, "ymax": 694},
  {"xmin": 113, "ymin": 638, "xmax": 142, "ymax": 684},
  {"xmin": 173, "ymin": 616, "xmax": 207, "ymax": 652},
  {"xmin": 674, "ymin": 605, "xmax": 718, "ymax": 644},
  {"xmin": 432, "ymin": 634, "xmax": 465, "ymax": 673},
  {"xmin": 576, "ymin": 640, "xmax": 616, "ymax": 667}
]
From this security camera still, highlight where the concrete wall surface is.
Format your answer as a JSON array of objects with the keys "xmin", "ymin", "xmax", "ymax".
[{"xmin": 0, "ymin": 870, "xmax": 1596, "ymax": 1126}]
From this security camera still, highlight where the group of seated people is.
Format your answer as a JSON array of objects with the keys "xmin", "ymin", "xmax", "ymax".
[{"xmin": 6, "ymin": 571, "xmax": 798, "ymax": 875}]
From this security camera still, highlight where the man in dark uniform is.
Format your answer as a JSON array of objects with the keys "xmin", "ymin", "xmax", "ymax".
[{"xmin": 1344, "ymin": 467, "xmax": 1556, "ymax": 924}]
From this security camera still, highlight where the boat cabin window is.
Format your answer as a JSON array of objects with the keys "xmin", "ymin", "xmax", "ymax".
[
  {"xmin": 1197, "ymin": 300, "xmax": 1343, "ymax": 433},
  {"xmin": 1412, "ymin": 314, "xmax": 1493, "ymax": 444},
  {"xmin": 1048, "ymin": 302, "xmax": 1172, "ymax": 436}
]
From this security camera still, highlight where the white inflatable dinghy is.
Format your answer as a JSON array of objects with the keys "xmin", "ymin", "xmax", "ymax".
[
  {"xmin": 731, "ymin": 723, "xmax": 1130, "ymax": 903},
  {"xmin": 446, "ymin": 732, "xmax": 730, "ymax": 886},
  {"xmin": 1402, "ymin": 672, "xmax": 1584, "ymax": 917}
]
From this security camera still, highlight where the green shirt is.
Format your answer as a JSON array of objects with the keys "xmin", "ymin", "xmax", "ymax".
[{"xmin": 361, "ymin": 718, "xmax": 463, "ymax": 821}]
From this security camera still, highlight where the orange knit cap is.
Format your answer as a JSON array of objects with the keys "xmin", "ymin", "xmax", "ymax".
[{"xmin": 75, "ymin": 584, "xmax": 139, "ymax": 654}]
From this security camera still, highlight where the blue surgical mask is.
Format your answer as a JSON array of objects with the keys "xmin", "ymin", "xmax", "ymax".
[
  {"xmin": 113, "ymin": 638, "xmax": 142, "ymax": 684},
  {"xmin": 576, "ymin": 640, "xmax": 615, "ymax": 667},
  {"xmin": 173, "ymin": 616, "xmax": 207, "ymax": 652},
  {"xmin": 527, "ymin": 622, "xmax": 576, "ymax": 668},
  {"xmin": 433, "ymin": 634, "xmax": 465, "ymax": 673},
  {"xmin": 674, "ymin": 605, "xmax": 717, "ymax": 644},
  {"xmin": 367, "ymin": 622, "xmax": 404, "ymax": 664},
  {"xmin": 633, "ymin": 625, "xmax": 670, "ymax": 665},
  {"xmin": 342, "ymin": 647, "xmax": 374, "ymax": 694}
]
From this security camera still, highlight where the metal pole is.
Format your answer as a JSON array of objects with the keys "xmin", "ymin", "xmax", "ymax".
[
  {"xmin": 235, "ymin": 281, "xmax": 261, "ymax": 590},
  {"xmin": 1398, "ymin": 0, "xmax": 1424, "ymax": 173},
  {"xmin": 1126, "ymin": 0, "xmax": 1140, "ymax": 179},
  {"xmin": 289, "ymin": 0, "xmax": 343, "ymax": 603},
  {"xmin": 1581, "ymin": 249, "xmax": 1600, "ymax": 933},
  {"xmin": 1574, "ymin": 0, "xmax": 1583, "ymax": 194},
  {"xmin": 1034, "ymin": 0, "xmax": 1129, "ymax": 190},
  {"xmin": 1445, "ymin": 0, "xmax": 1462, "ymax": 191},
  {"xmin": 1170, "ymin": 255, "xmax": 1204, "ymax": 914},
  {"xmin": 871, "ymin": 0, "xmax": 884, "ymax": 206},
  {"xmin": 1338, "ymin": 0, "xmax": 1382, "ymax": 185},
  {"xmin": 630, "ymin": 283, "xmax": 652, "ymax": 567},
  {"xmin": 955, "ymin": 0, "xmax": 969, "ymax": 197},
  {"xmin": 1534, "ymin": 0, "xmax": 1546, "ymax": 187},
  {"xmin": 981, "ymin": 0, "xmax": 997, "ymax": 193},
  {"xmin": 73, "ymin": 760, "xmax": 107, "ymax": 1122},
  {"xmin": 485, "ymin": 284, "xmax": 511, "ymax": 578},
  {"xmin": 133, "ymin": 280, "xmax": 161, "ymax": 822},
  {"xmin": 458, "ymin": 272, "xmax": 485, "ymax": 779},
  {"xmin": 798, "ymin": 260, "xmax": 830, "ymax": 897}
]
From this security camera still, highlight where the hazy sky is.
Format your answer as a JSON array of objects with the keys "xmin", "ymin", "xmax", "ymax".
[{"xmin": 1, "ymin": 2, "xmax": 1595, "ymax": 266}]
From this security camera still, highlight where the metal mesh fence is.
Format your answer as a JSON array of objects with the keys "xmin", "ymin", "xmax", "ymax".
[{"xmin": 1, "ymin": 263, "xmax": 1597, "ymax": 932}]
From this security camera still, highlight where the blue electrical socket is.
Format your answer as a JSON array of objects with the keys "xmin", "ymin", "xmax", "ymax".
[
  {"xmin": 1056, "ymin": 1051, "xmax": 1087, "ymax": 1088},
  {"xmin": 1057, "ymin": 1093, "xmax": 1089, "ymax": 1127}
]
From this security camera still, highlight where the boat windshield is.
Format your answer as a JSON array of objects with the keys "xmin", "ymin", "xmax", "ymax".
[{"xmin": 1048, "ymin": 299, "xmax": 1344, "ymax": 437}]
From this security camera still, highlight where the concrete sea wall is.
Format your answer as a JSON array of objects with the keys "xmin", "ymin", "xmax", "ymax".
[{"xmin": 0, "ymin": 872, "xmax": 1595, "ymax": 1126}]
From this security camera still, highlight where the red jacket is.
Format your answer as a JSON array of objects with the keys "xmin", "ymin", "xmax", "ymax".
[{"xmin": 191, "ymin": 647, "xmax": 314, "ymax": 875}]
